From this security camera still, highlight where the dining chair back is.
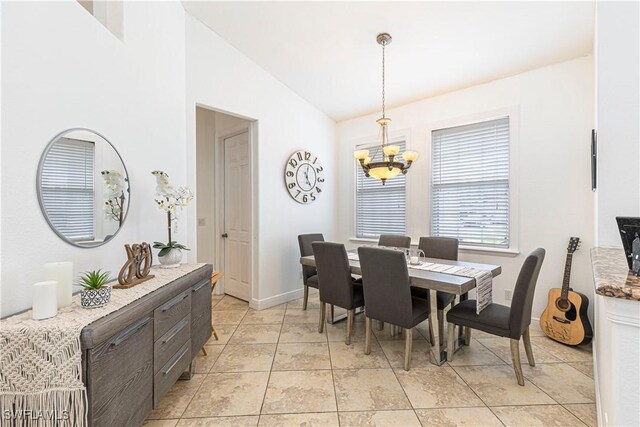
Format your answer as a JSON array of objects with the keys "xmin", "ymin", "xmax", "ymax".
[
  {"xmin": 378, "ymin": 234, "xmax": 411, "ymax": 249},
  {"xmin": 509, "ymin": 248, "xmax": 546, "ymax": 339},
  {"xmin": 298, "ymin": 233, "xmax": 324, "ymax": 310},
  {"xmin": 418, "ymin": 237, "xmax": 459, "ymax": 261}
]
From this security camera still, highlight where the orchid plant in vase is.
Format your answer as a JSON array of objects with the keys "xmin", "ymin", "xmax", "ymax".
[{"xmin": 151, "ymin": 170, "xmax": 193, "ymax": 268}]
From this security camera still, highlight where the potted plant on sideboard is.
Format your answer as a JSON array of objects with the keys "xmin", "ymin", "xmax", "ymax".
[{"xmin": 78, "ymin": 270, "xmax": 112, "ymax": 308}]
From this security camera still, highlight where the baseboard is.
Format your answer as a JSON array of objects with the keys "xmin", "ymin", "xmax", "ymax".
[{"xmin": 250, "ymin": 288, "xmax": 305, "ymax": 310}]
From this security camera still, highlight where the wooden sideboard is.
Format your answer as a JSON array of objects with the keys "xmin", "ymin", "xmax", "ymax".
[{"xmin": 80, "ymin": 264, "xmax": 213, "ymax": 426}]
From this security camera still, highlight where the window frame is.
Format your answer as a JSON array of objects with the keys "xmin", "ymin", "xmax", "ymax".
[{"xmin": 426, "ymin": 108, "xmax": 519, "ymax": 255}]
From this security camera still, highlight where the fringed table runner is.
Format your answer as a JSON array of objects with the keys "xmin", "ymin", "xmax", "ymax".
[
  {"xmin": 409, "ymin": 262, "xmax": 493, "ymax": 314},
  {"xmin": 0, "ymin": 263, "xmax": 206, "ymax": 427}
]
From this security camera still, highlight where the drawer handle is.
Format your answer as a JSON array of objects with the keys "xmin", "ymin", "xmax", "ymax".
[
  {"xmin": 162, "ymin": 318, "xmax": 189, "ymax": 344},
  {"xmin": 163, "ymin": 346, "xmax": 189, "ymax": 375},
  {"xmin": 112, "ymin": 316, "xmax": 152, "ymax": 347},
  {"xmin": 192, "ymin": 280, "xmax": 210, "ymax": 292},
  {"xmin": 162, "ymin": 293, "xmax": 188, "ymax": 312}
]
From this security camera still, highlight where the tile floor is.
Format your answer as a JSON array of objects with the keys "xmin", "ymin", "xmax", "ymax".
[{"xmin": 144, "ymin": 291, "xmax": 596, "ymax": 427}]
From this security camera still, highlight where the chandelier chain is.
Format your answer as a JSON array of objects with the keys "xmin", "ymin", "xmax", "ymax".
[{"xmin": 381, "ymin": 41, "xmax": 386, "ymax": 119}]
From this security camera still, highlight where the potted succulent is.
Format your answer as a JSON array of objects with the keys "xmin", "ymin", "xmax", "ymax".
[
  {"xmin": 78, "ymin": 270, "xmax": 112, "ymax": 308},
  {"xmin": 151, "ymin": 171, "xmax": 193, "ymax": 268}
]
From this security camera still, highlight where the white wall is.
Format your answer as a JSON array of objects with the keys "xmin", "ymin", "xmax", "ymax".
[
  {"xmin": 595, "ymin": 1, "xmax": 640, "ymax": 246},
  {"xmin": 1, "ymin": 1, "xmax": 187, "ymax": 316},
  {"xmin": 195, "ymin": 107, "xmax": 216, "ymax": 265},
  {"xmin": 337, "ymin": 56, "xmax": 595, "ymax": 320},
  {"xmin": 185, "ymin": 15, "xmax": 338, "ymax": 307}
]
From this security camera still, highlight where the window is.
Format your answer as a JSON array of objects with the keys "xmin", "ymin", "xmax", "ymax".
[
  {"xmin": 40, "ymin": 138, "xmax": 96, "ymax": 242},
  {"xmin": 355, "ymin": 140, "xmax": 406, "ymax": 238},
  {"xmin": 431, "ymin": 117, "xmax": 510, "ymax": 248}
]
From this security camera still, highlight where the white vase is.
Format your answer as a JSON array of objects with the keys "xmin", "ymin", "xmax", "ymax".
[{"xmin": 158, "ymin": 248, "xmax": 182, "ymax": 268}]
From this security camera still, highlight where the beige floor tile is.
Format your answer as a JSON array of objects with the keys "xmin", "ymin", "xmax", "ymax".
[
  {"xmin": 262, "ymin": 370, "xmax": 337, "ymax": 414},
  {"xmin": 212, "ymin": 344, "xmax": 276, "ymax": 372},
  {"xmin": 228, "ymin": 324, "xmax": 282, "ymax": 344},
  {"xmin": 177, "ymin": 417, "xmax": 259, "ymax": 427},
  {"xmin": 194, "ymin": 345, "xmax": 225, "ymax": 373},
  {"xmin": 476, "ymin": 337, "xmax": 562, "ymax": 365},
  {"xmin": 530, "ymin": 336, "xmax": 593, "ymax": 362},
  {"xmin": 215, "ymin": 296, "xmax": 250, "ymax": 310},
  {"xmin": 446, "ymin": 339, "xmax": 505, "ymax": 366},
  {"xmin": 329, "ymin": 341, "xmax": 390, "ymax": 369},
  {"xmin": 148, "ymin": 374, "xmax": 206, "ymax": 419},
  {"xmin": 568, "ymin": 361, "xmax": 594, "ymax": 379},
  {"xmin": 272, "ymin": 342, "xmax": 331, "ymax": 371},
  {"xmin": 379, "ymin": 340, "xmax": 433, "ymax": 369},
  {"xmin": 213, "ymin": 309, "xmax": 248, "ymax": 325},
  {"xmin": 283, "ymin": 307, "xmax": 322, "ymax": 324},
  {"xmin": 564, "ymin": 403, "xmax": 597, "ymax": 427},
  {"xmin": 395, "ymin": 366, "xmax": 484, "ymax": 409},
  {"xmin": 286, "ymin": 295, "xmax": 321, "ymax": 309},
  {"xmin": 143, "ymin": 420, "xmax": 178, "ymax": 427},
  {"xmin": 373, "ymin": 325, "xmax": 426, "ymax": 342},
  {"xmin": 258, "ymin": 412, "xmax": 339, "ymax": 427},
  {"xmin": 414, "ymin": 407, "xmax": 503, "ymax": 427},
  {"xmin": 279, "ymin": 323, "xmax": 327, "ymax": 343},
  {"xmin": 183, "ymin": 372, "xmax": 270, "ymax": 417},
  {"xmin": 325, "ymin": 319, "xmax": 369, "ymax": 342},
  {"xmin": 339, "ymin": 410, "xmax": 422, "ymax": 427},
  {"xmin": 491, "ymin": 404, "xmax": 586, "ymax": 426},
  {"xmin": 333, "ymin": 369, "xmax": 411, "ymax": 411},
  {"xmin": 208, "ymin": 324, "xmax": 239, "ymax": 345},
  {"xmin": 453, "ymin": 365, "xmax": 555, "ymax": 406},
  {"xmin": 522, "ymin": 363, "xmax": 595, "ymax": 404},
  {"xmin": 241, "ymin": 308, "xmax": 286, "ymax": 325}
]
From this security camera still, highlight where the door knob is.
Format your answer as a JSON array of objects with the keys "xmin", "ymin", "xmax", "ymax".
[{"xmin": 221, "ymin": 233, "xmax": 228, "ymax": 238}]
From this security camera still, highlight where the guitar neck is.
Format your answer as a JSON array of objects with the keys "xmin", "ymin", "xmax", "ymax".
[{"xmin": 561, "ymin": 253, "xmax": 573, "ymax": 300}]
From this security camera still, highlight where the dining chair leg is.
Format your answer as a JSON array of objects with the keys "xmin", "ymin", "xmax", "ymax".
[
  {"xmin": 510, "ymin": 338, "xmax": 525, "ymax": 386},
  {"xmin": 319, "ymin": 301, "xmax": 326, "ymax": 333},
  {"xmin": 364, "ymin": 316, "xmax": 372, "ymax": 355},
  {"xmin": 330, "ymin": 304, "xmax": 335, "ymax": 324},
  {"xmin": 201, "ymin": 346, "xmax": 208, "ymax": 356},
  {"xmin": 377, "ymin": 320, "xmax": 384, "ymax": 331},
  {"xmin": 212, "ymin": 327, "xmax": 219, "ymax": 341},
  {"xmin": 346, "ymin": 309, "xmax": 354, "ymax": 345},
  {"xmin": 447, "ymin": 322, "xmax": 456, "ymax": 362},
  {"xmin": 522, "ymin": 327, "xmax": 535, "ymax": 367},
  {"xmin": 464, "ymin": 327, "xmax": 472, "ymax": 346},
  {"xmin": 390, "ymin": 325, "xmax": 397, "ymax": 337},
  {"xmin": 437, "ymin": 309, "xmax": 445, "ymax": 346},
  {"xmin": 303, "ymin": 285, "xmax": 309, "ymax": 311},
  {"xmin": 427, "ymin": 317, "xmax": 436, "ymax": 346},
  {"xmin": 404, "ymin": 328, "xmax": 413, "ymax": 371}
]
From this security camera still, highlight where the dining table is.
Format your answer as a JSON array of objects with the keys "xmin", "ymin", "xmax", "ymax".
[{"xmin": 300, "ymin": 249, "xmax": 502, "ymax": 365}]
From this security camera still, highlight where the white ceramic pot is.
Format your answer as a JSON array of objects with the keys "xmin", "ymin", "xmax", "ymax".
[
  {"xmin": 158, "ymin": 248, "xmax": 182, "ymax": 268},
  {"xmin": 80, "ymin": 286, "xmax": 111, "ymax": 309}
]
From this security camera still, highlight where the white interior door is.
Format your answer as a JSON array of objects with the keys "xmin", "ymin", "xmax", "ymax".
[{"xmin": 223, "ymin": 131, "xmax": 250, "ymax": 301}]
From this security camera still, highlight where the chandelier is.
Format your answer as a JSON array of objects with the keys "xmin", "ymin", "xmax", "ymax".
[{"xmin": 354, "ymin": 33, "xmax": 418, "ymax": 185}]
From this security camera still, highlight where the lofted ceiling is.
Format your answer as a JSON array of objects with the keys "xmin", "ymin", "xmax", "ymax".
[{"xmin": 182, "ymin": 1, "xmax": 595, "ymax": 121}]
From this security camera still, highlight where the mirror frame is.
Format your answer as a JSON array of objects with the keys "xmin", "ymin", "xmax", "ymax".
[{"xmin": 36, "ymin": 128, "xmax": 131, "ymax": 248}]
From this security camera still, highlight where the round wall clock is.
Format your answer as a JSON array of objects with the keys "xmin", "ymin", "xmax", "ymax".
[{"xmin": 284, "ymin": 150, "xmax": 325, "ymax": 204}]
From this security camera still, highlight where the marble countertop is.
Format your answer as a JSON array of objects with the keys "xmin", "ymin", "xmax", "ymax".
[{"xmin": 591, "ymin": 247, "xmax": 640, "ymax": 301}]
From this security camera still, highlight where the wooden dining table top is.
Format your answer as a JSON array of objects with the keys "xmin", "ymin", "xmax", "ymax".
[{"xmin": 300, "ymin": 251, "xmax": 501, "ymax": 295}]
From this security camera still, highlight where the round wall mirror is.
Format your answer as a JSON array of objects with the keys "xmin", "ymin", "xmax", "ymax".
[{"xmin": 37, "ymin": 129, "xmax": 130, "ymax": 248}]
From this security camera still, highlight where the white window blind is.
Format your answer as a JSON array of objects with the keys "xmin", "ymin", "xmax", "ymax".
[
  {"xmin": 355, "ymin": 140, "xmax": 406, "ymax": 238},
  {"xmin": 431, "ymin": 117, "xmax": 510, "ymax": 248},
  {"xmin": 41, "ymin": 138, "xmax": 95, "ymax": 241}
]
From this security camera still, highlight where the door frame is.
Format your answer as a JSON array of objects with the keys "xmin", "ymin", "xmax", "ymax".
[{"xmin": 214, "ymin": 121, "xmax": 258, "ymax": 305}]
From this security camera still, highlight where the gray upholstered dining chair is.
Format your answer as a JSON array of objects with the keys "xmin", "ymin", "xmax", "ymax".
[
  {"xmin": 298, "ymin": 233, "xmax": 325, "ymax": 310},
  {"xmin": 446, "ymin": 248, "xmax": 545, "ymax": 385},
  {"xmin": 378, "ymin": 234, "xmax": 411, "ymax": 248},
  {"xmin": 358, "ymin": 246, "xmax": 431, "ymax": 370},
  {"xmin": 416, "ymin": 237, "xmax": 459, "ymax": 345},
  {"xmin": 313, "ymin": 242, "xmax": 365, "ymax": 345}
]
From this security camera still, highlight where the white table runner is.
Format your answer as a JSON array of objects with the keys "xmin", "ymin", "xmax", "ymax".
[
  {"xmin": 347, "ymin": 252, "xmax": 493, "ymax": 314},
  {"xmin": 0, "ymin": 263, "xmax": 207, "ymax": 427}
]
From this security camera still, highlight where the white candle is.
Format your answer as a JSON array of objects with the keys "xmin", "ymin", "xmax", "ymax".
[
  {"xmin": 32, "ymin": 281, "xmax": 58, "ymax": 320},
  {"xmin": 44, "ymin": 262, "xmax": 73, "ymax": 308},
  {"xmin": 410, "ymin": 256, "xmax": 419, "ymax": 264}
]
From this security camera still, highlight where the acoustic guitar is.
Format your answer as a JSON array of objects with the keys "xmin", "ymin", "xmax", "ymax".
[{"xmin": 540, "ymin": 237, "xmax": 593, "ymax": 346}]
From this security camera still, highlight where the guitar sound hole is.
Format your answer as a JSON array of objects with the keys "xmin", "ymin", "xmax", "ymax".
[{"xmin": 556, "ymin": 299, "xmax": 570, "ymax": 311}]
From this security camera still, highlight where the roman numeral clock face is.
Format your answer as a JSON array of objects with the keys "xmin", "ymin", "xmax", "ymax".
[{"xmin": 284, "ymin": 150, "xmax": 325, "ymax": 204}]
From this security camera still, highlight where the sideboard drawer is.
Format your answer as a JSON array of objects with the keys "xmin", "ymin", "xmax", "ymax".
[
  {"xmin": 191, "ymin": 279, "xmax": 212, "ymax": 354},
  {"xmin": 88, "ymin": 315, "xmax": 154, "ymax": 426},
  {"xmin": 154, "ymin": 315, "xmax": 190, "ymax": 374},
  {"xmin": 154, "ymin": 341, "xmax": 191, "ymax": 407},
  {"xmin": 154, "ymin": 289, "xmax": 191, "ymax": 340}
]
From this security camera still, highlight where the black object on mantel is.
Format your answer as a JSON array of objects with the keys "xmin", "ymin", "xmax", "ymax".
[{"xmin": 616, "ymin": 217, "xmax": 640, "ymax": 276}]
